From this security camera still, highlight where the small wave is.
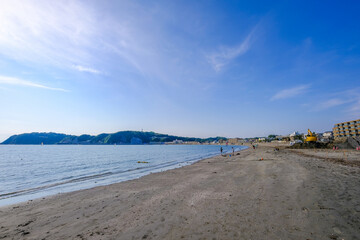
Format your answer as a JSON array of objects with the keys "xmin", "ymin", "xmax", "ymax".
[
  {"xmin": 0, "ymin": 145, "xmax": 247, "ymax": 202},
  {"xmin": 0, "ymin": 152, "xmax": 220, "ymax": 200}
]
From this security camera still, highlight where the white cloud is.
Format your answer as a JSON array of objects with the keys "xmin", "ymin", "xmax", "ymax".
[
  {"xmin": 0, "ymin": 0, "xmax": 99, "ymax": 68},
  {"xmin": 72, "ymin": 65, "xmax": 101, "ymax": 74},
  {"xmin": 207, "ymin": 26, "xmax": 256, "ymax": 72},
  {"xmin": 0, "ymin": 0, "xmax": 186, "ymax": 85},
  {"xmin": 271, "ymin": 84, "xmax": 310, "ymax": 100},
  {"xmin": 346, "ymin": 99, "xmax": 360, "ymax": 117},
  {"xmin": 315, "ymin": 98, "xmax": 348, "ymax": 110},
  {"xmin": 343, "ymin": 88, "xmax": 360, "ymax": 117},
  {"xmin": 0, "ymin": 75, "xmax": 68, "ymax": 92},
  {"xmin": 0, "ymin": 0, "xmax": 256, "ymax": 89},
  {"xmin": 310, "ymin": 87, "xmax": 360, "ymax": 117}
]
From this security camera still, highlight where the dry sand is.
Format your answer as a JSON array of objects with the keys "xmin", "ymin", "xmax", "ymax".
[{"xmin": 0, "ymin": 145, "xmax": 360, "ymax": 239}]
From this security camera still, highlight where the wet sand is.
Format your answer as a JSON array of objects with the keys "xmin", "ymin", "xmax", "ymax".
[{"xmin": 0, "ymin": 145, "xmax": 359, "ymax": 239}]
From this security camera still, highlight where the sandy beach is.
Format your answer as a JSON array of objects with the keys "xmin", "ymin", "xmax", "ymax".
[{"xmin": 0, "ymin": 144, "xmax": 360, "ymax": 240}]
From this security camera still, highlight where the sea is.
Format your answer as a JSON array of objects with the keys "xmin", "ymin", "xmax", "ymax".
[{"xmin": 0, "ymin": 144, "xmax": 246, "ymax": 206}]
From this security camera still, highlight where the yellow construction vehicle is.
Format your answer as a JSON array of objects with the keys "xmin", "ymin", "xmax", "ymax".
[{"xmin": 305, "ymin": 129, "xmax": 317, "ymax": 142}]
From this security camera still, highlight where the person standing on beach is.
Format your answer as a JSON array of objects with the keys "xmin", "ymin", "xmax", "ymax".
[
  {"xmin": 232, "ymin": 147, "xmax": 234, "ymax": 156},
  {"xmin": 220, "ymin": 147, "xmax": 223, "ymax": 155}
]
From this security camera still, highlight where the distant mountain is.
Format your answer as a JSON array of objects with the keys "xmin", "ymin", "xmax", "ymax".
[
  {"xmin": 2, "ymin": 132, "xmax": 71, "ymax": 145},
  {"xmin": 1, "ymin": 131, "xmax": 227, "ymax": 145}
]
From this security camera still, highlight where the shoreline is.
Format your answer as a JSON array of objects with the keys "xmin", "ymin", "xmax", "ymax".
[
  {"xmin": 0, "ymin": 144, "xmax": 359, "ymax": 239},
  {"xmin": 0, "ymin": 145, "xmax": 247, "ymax": 207}
]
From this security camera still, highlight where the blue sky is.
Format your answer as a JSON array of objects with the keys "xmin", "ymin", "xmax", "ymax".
[{"xmin": 0, "ymin": 0, "xmax": 359, "ymax": 141}]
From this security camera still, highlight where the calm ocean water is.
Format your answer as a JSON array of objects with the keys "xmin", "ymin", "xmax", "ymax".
[{"xmin": 0, "ymin": 144, "xmax": 246, "ymax": 206}]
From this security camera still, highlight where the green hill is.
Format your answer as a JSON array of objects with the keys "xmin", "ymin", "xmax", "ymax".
[
  {"xmin": 1, "ymin": 131, "xmax": 227, "ymax": 145},
  {"xmin": 2, "ymin": 132, "xmax": 71, "ymax": 144}
]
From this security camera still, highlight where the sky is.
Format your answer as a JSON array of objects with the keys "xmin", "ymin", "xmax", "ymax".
[{"xmin": 0, "ymin": 0, "xmax": 359, "ymax": 141}]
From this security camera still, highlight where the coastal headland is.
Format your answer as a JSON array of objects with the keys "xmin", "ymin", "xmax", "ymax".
[{"xmin": 0, "ymin": 144, "xmax": 359, "ymax": 239}]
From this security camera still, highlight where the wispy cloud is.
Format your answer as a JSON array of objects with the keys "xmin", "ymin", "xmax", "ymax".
[
  {"xmin": 0, "ymin": 1, "xmax": 263, "ymax": 92},
  {"xmin": 315, "ymin": 98, "xmax": 348, "ymax": 110},
  {"xmin": 311, "ymin": 87, "xmax": 360, "ymax": 118},
  {"xmin": 72, "ymin": 65, "xmax": 101, "ymax": 74},
  {"xmin": 0, "ymin": 0, "xmax": 99, "ymax": 68},
  {"xmin": 0, "ymin": 0, "xmax": 197, "ymax": 86},
  {"xmin": 207, "ymin": 26, "xmax": 257, "ymax": 72},
  {"xmin": 0, "ymin": 76, "xmax": 68, "ymax": 92},
  {"xmin": 271, "ymin": 84, "xmax": 310, "ymax": 100},
  {"xmin": 346, "ymin": 99, "xmax": 360, "ymax": 118},
  {"xmin": 339, "ymin": 88, "xmax": 360, "ymax": 117}
]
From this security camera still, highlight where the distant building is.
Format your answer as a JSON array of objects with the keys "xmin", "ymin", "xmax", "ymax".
[
  {"xmin": 322, "ymin": 131, "xmax": 333, "ymax": 139},
  {"xmin": 318, "ymin": 131, "xmax": 333, "ymax": 143},
  {"xmin": 289, "ymin": 131, "xmax": 300, "ymax": 137},
  {"xmin": 333, "ymin": 119, "xmax": 360, "ymax": 138},
  {"xmin": 289, "ymin": 131, "xmax": 302, "ymax": 141},
  {"xmin": 277, "ymin": 135, "xmax": 290, "ymax": 141},
  {"xmin": 172, "ymin": 139, "xmax": 184, "ymax": 144},
  {"xmin": 228, "ymin": 138, "xmax": 240, "ymax": 144},
  {"xmin": 184, "ymin": 141, "xmax": 200, "ymax": 145}
]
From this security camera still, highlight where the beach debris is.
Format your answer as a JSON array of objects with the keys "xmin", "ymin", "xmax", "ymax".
[
  {"xmin": 333, "ymin": 227, "xmax": 341, "ymax": 235},
  {"xmin": 137, "ymin": 161, "xmax": 149, "ymax": 163},
  {"xmin": 17, "ymin": 220, "xmax": 33, "ymax": 227},
  {"xmin": 328, "ymin": 234, "xmax": 339, "ymax": 239},
  {"xmin": 20, "ymin": 230, "xmax": 30, "ymax": 236}
]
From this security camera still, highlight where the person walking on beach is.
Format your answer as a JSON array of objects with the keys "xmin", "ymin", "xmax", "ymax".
[
  {"xmin": 232, "ymin": 147, "xmax": 234, "ymax": 156},
  {"xmin": 220, "ymin": 147, "xmax": 223, "ymax": 155}
]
